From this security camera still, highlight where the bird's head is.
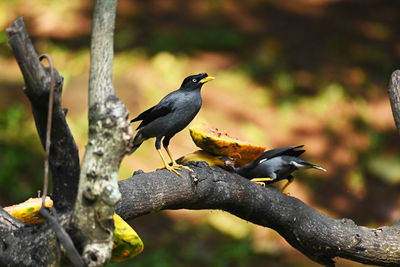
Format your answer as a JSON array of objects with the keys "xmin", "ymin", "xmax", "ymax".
[{"xmin": 180, "ymin": 73, "xmax": 215, "ymax": 90}]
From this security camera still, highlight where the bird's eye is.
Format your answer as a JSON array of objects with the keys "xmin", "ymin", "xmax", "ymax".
[{"xmin": 192, "ymin": 78, "xmax": 197, "ymax": 83}]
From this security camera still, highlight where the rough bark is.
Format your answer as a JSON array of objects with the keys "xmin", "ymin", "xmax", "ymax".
[
  {"xmin": 117, "ymin": 162, "xmax": 400, "ymax": 266},
  {"xmin": 6, "ymin": 17, "xmax": 80, "ymax": 211},
  {"xmin": 72, "ymin": 0, "xmax": 132, "ymax": 266},
  {"xmin": 388, "ymin": 70, "xmax": 400, "ymax": 135},
  {"xmin": 0, "ymin": 223, "xmax": 61, "ymax": 266},
  {"xmin": 0, "ymin": 206, "xmax": 67, "ymax": 266}
]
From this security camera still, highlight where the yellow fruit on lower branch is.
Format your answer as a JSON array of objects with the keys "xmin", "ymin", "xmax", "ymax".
[
  {"xmin": 3, "ymin": 197, "xmax": 53, "ymax": 224},
  {"xmin": 111, "ymin": 213, "xmax": 144, "ymax": 263},
  {"xmin": 189, "ymin": 123, "xmax": 266, "ymax": 166},
  {"xmin": 4, "ymin": 198, "xmax": 144, "ymax": 263}
]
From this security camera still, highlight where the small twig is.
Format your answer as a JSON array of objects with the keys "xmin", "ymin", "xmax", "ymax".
[{"xmin": 39, "ymin": 54, "xmax": 55, "ymax": 207}]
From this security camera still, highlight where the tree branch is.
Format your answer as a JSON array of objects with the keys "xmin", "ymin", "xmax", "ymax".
[
  {"xmin": 117, "ymin": 162, "xmax": 400, "ymax": 266},
  {"xmin": 388, "ymin": 70, "xmax": 400, "ymax": 135},
  {"xmin": 6, "ymin": 17, "xmax": 80, "ymax": 211},
  {"xmin": 72, "ymin": 0, "xmax": 132, "ymax": 265}
]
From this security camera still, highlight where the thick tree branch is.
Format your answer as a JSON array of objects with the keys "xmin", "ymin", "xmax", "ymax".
[
  {"xmin": 388, "ymin": 70, "xmax": 400, "ymax": 135},
  {"xmin": 6, "ymin": 17, "xmax": 80, "ymax": 211},
  {"xmin": 72, "ymin": 0, "xmax": 132, "ymax": 265},
  {"xmin": 117, "ymin": 162, "xmax": 400, "ymax": 266}
]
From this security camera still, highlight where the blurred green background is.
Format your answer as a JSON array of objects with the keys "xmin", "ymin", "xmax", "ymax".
[{"xmin": 1, "ymin": 0, "xmax": 400, "ymax": 266}]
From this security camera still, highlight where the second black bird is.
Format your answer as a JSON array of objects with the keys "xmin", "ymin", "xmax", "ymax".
[
  {"xmin": 234, "ymin": 145, "xmax": 326, "ymax": 193},
  {"xmin": 130, "ymin": 73, "xmax": 214, "ymax": 175}
]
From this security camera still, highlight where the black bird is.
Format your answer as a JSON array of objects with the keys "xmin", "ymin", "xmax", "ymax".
[
  {"xmin": 130, "ymin": 73, "xmax": 214, "ymax": 175},
  {"xmin": 234, "ymin": 145, "xmax": 326, "ymax": 193}
]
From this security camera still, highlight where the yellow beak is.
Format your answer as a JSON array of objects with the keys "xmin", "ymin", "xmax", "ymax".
[{"xmin": 199, "ymin": 76, "xmax": 215, "ymax": 83}]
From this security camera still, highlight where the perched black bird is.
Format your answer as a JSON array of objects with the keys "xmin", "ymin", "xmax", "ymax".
[
  {"xmin": 234, "ymin": 145, "xmax": 326, "ymax": 193},
  {"xmin": 130, "ymin": 73, "xmax": 214, "ymax": 175}
]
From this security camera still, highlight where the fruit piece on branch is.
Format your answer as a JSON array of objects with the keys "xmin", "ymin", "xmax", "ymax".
[{"xmin": 189, "ymin": 123, "xmax": 266, "ymax": 166}]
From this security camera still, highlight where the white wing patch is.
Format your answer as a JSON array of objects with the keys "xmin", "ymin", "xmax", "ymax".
[{"xmin": 290, "ymin": 161, "xmax": 306, "ymax": 169}]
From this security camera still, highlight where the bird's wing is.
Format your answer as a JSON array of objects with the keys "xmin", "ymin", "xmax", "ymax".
[
  {"xmin": 130, "ymin": 97, "xmax": 174, "ymax": 130},
  {"xmin": 236, "ymin": 145, "xmax": 306, "ymax": 177},
  {"xmin": 254, "ymin": 145, "xmax": 305, "ymax": 164}
]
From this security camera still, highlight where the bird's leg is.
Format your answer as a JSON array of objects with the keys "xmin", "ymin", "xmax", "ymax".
[
  {"xmin": 250, "ymin": 177, "xmax": 274, "ymax": 186},
  {"xmin": 280, "ymin": 176, "xmax": 294, "ymax": 195},
  {"xmin": 157, "ymin": 149, "xmax": 181, "ymax": 175},
  {"xmin": 165, "ymin": 147, "xmax": 193, "ymax": 172}
]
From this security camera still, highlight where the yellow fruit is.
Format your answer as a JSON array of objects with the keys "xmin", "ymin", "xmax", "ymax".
[
  {"xmin": 189, "ymin": 123, "xmax": 266, "ymax": 166},
  {"xmin": 111, "ymin": 213, "xmax": 144, "ymax": 263},
  {"xmin": 3, "ymin": 197, "xmax": 53, "ymax": 224}
]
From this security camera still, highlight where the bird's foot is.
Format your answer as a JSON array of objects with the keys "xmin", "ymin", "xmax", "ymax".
[
  {"xmin": 250, "ymin": 178, "xmax": 274, "ymax": 185},
  {"xmin": 159, "ymin": 163, "xmax": 193, "ymax": 176},
  {"xmin": 172, "ymin": 163, "xmax": 193, "ymax": 172},
  {"xmin": 160, "ymin": 164, "xmax": 182, "ymax": 176}
]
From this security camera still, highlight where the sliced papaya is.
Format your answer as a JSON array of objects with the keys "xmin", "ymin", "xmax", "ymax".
[
  {"xmin": 111, "ymin": 213, "xmax": 144, "ymax": 263},
  {"xmin": 189, "ymin": 123, "xmax": 266, "ymax": 166},
  {"xmin": 3, "ymin": 197, "xmax": 53, "ymax": 224}
]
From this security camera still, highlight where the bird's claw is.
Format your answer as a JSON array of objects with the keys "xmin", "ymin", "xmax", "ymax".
[
  {"xmin": 250, "ymin": 178, "xmax": 274, "ymax": 184},
  {"xmin": 160, "ymin": 164, "xmax": 182, "ymax": 176},
  {"xmin": 160, "ymin": 163, "xmax": 193, "ymax": 176},
  {"xmin": 173, "ymin": 163, "xmax": 193, "ymax": 172}
]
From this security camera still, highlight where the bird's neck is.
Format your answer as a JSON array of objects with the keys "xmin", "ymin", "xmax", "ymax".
[{"xmin": 179, "ymin": 87, "xmax": 202, "ymax": 92}]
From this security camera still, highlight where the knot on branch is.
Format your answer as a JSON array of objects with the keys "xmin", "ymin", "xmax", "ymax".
[
  {"xmin": 83, "ymin": 242, "xmax": 111, "ymax": 267},
  {"xmin": 88, "ymin": 95, "xmax": 132, "ymax": 152}
]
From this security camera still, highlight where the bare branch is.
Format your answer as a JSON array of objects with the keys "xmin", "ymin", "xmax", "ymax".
[
  {"xmin": 72, "ymin": 0, "xmax": 132, "ymax": 265},
  {"xmin": 6, "ymin": 17, "xmax": 80, "ymax": 211},
  {"xmin": 117, "ymin": 162, "xmax": 400, "ymax": 266},
  {"xmin": 388, "ymin": 70, "xmax": 400, "ymax": 135}
]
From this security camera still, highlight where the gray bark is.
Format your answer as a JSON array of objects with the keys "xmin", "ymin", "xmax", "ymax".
[{"xmin": 72, "ymin": 0, "xmax": 132, "ymax": 266}]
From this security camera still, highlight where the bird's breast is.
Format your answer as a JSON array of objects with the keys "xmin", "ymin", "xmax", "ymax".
[{"xmin": 161, "ymin": 91, "xmax": 202, "ymax": 136}]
